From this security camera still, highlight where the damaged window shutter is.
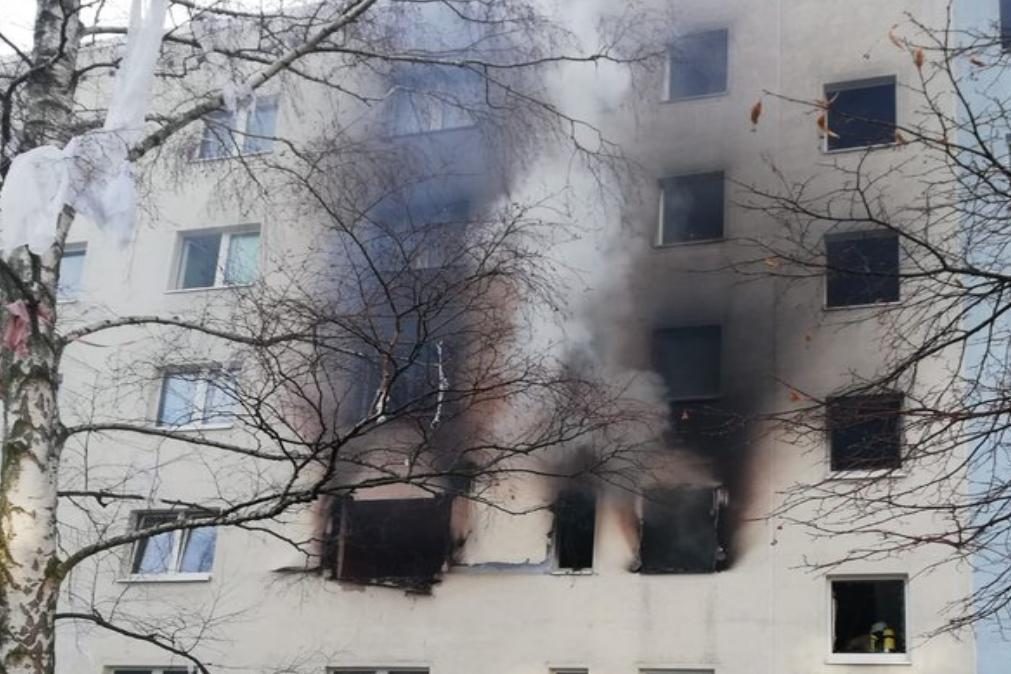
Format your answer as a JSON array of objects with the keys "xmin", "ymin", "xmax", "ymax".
[{"xmin": 639, "ymin": 486, "xmax": 728, "ymax": 574}]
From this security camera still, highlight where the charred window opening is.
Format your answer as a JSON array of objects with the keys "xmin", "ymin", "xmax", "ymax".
[
  {"xmin": 328, "ymin": 497, "xmax": 452, "ymax": 587},
  {"xmin": 825, "ymin": 231, "xmax": 900, "ymax": 307},
  {"xmin": 832, "ymin": 578, "xmax": 907, "ymax": 654},
  {"xmin": 638, "ymin": 487, "xmax": 727, "ymax": 574},
  {"xmin": 659, "ymin": 172, "xmax": 724, "ymax": 244},
  {"xmin": 824, "ymin": 77, "xmax": 896, "ymax": 151},
  {"xmin": 828, "ymin": 394, "xmax": 903, "ymax": 471},
  {"xmin": 653, "ymin": 326, "xmax": 722, "ymax": 403},
  {"xmin": 553, "ymin": 489, "xmax": 596, "ymax": 571},
  {"xmin": 357, "ymin": 338, "xmax": 446, "ymax": 416},
  {"xmin": 667, "ymin": 29, "xmax": 728, "ymax": 100}
]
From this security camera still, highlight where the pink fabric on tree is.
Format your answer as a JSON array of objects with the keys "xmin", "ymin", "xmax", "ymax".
[{"xmin": 3, "ymin": 300, "xmax": 52, "ymax": 359}]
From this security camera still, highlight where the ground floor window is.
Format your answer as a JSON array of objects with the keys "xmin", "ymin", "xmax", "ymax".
[{"xmin": 832, "ymin": 577, "xmax": 906, "ymax": 655}]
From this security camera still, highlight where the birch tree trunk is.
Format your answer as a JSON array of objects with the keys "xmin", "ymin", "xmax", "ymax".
[{"xmin": 0, "ymin": 1, "xmax": 81, "ymax": 672}]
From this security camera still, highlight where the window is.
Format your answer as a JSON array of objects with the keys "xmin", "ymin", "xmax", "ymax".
[
  {"xmin": 370, "ymin": 197, "xmax": 471, "ymax": 271},
  {"xmin": 129, "ymin": 511, "xmax": 217, "ymax": 577},
  {"xmin": 659, "ymin": 171, "xmax": 724, "ymax": 244},
  {"xmin": 175, "ymin": 227, "xmax": 260, "ymax": 289},
  {"xmin": 328, "ymin": 497, "xmax": 452, "ymax": 586},
  {"xmin": 111, "ymin": 669, "xmax": 188, "ymax": 674},
  {"xmin": 825, "ymin": 231, "xmax": 899, "ymax": 307},
  {"xmin": 828, "ymin": 394, "xmax": 903, "ymax": 472},
  {"xmin": 58, "ymin": 245, "xmax": 86, "ymax": 301},
  {"xmin": 1002, "ymin": 0, "xmax": 1011, "ymax": 51},
  {"xmin": 638, "ymin": 487, "xmax": 727, "ymax": 574},
  {"xmin": 667, "ymin": 29, "xmax": 728, "ymax": 100},
  {"xmin": 387, "ymin": 67, "xmax": 480, "ymax": 136},
  {"xmin": 831, "ymin": 578, "xmax": 907, "ymax": 656},
  {"xmin": 824, "ymin": 77, "xmax": 896, "ymax": 151},
  {"xmin": 331, "ymin": 670, "xmax": 428, "ymax": 674},
  {"xmin": 157, "ymin": 368, "xmax": 238, "ymax": 427},
  {"xmin": 553, "ymin": 489, "xmax": 596, "ymax": 571},
  {"xmin": 196, "ymin": 95, "xmax": 279, "ymax": 159},
  {"xmin": 653, "ymin": 326, "xmax": 721, "ymax": 401},
  {"xmin": 357, "ymin": 336, "xmax": 445, "ymax": 416}
]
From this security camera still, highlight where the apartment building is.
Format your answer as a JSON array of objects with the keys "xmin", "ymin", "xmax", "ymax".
[{"xmin": 48, "ymin": 1, "xmax": 998, "ymax": 673}]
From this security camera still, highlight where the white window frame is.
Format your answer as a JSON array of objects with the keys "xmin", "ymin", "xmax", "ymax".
[
  {"xmin": 640, "ymin": 669, "xmax": 715, "ymax": 674},
  {"xmin": 822, "ymin": 76, "xmax": 898, "ymax": 155},
  {"xmin": 170, "ymin": 225, "xmax": 261, "ymax": 292},
  {"xmin": 550, "ymin": 669, "xmax": 590, "ymax": 674},
  {"xmin": 155, "ymin": 366, "xmax": 238, "ymax": 430},
  {"xmin": 329, "ymin": 668, "xmax": 429, "ymax": 674},
  {"xmin": 826, "ymin": 574, "xmax": 911, "ymax": 666},
  {"xmin": 822, "ymin": 229, "xmax": 901, "ymax": 311},
  {"xmin": 655, "ymin": 170, "xmax": 727, "ymax": 247},
  {"xmin": 194, "ymin": 94, "xmax": 279, "ymax": 160},
  {"xmin": 107, "ymin": 668, "xmax": 190, "ymax": 674},
  {"xmin": 57, "ymin": 243, "xmax": 87, "ymax": 302},
  {"xmin": 121, "ymin": 511, "xmax": 217, "ymax": 583}
]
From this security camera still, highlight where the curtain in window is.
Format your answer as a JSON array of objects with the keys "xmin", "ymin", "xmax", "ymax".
[{"xmin": 223, "ymin": 232, "xmax": 260, "ymax": 285}]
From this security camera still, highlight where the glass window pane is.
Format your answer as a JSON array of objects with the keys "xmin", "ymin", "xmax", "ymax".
[
  {"xmin": 203, "ymin": 371, "xmax": 238, "ymax": 424},
  {"xmin": 157, "ymin": 373, "xmax": 200, "ymax": 426},
  {"xmin": 198, "ymin": 109, "xmax": 237, "ymax": 159},
  {"xmin": 661, "ymin": 172, "xmax": 724, "ymax": 244},
  {"xmin": 832, "ymin": 579, "xmax": 906, "ymax": 653},
  {"xmin": 58, "ymin": 249, "xmax": 86, "ymax": 300},
  {"xmin": 132, "ymin": 514, "xmax": 178, "ymax": 574},
  {"xmin": 179, "ymin": 525, "xmax": 217, "ymax": 572},
  {"xmin": 653, "ymin": 326, "xmax": 722, "ymax": 400},
  {"xmin": 826, "ymin": 234, "xmax": 899, "ymax": 307},
  {"xmin": 669, "ymin": 29, "xmax": 728, "ymax": 99},
  {"xmin": 243, "ymin": 97, "xmax": 278, "ymax": 154},
  {"xmin": 179, "ymin": 233, "xmax": 222, "ymax": 289},
  {"xmin": 223, "ymin": 232, "xmax": 260, "ymax": 285},
  {"xmin": 826, "ymin": 79, "xmax": 896, "ymax": 150}
]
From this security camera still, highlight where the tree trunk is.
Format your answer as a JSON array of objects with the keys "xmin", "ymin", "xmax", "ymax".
[{"xmin": 1, "ymin": 1, "xmax": 82, "ymax": 672}]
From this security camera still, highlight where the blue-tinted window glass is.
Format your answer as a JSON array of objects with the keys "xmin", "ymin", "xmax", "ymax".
[
  {"xmin": 1002, "ymin": 0, "xmax": 1011, "ymax": 51},
  {"xmin": 179, "ymin": 526, "xmax": 217, "ymax": 572},
  {"xmin": 242, "ymin": 97, "xmax": 278, "ymax": 154},
  {"xmin": 660, "ymin": 172, "xmax": 724, "ymax": 244},
  {"xmin": 668, "ymin": 29, "xmax": 728, "ymax": 100},
  {"xmin": 826, "ymin": 79, "xmax": 896, "ymax": 150},
  {"xmin": 179, "ymin": 233, "xmax": 222, "ymax": 289}
]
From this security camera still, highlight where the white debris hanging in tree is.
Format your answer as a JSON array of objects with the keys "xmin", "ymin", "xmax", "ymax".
[{"xmin": 0, "ymin": 0, "xmax": 168, "ymax": 254}]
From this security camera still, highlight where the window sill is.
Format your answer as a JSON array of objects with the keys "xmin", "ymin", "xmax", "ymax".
[
  {"xmin": 154, "ymin": 422, "xmax": 234, "ymax": 432},
  {"xmin": 165, "ymin": 284, "xmax": 254, "ymax": 295},
  {"xmin": 654, "ymin": 237, "xmax": 725, "ymax": 249},
  {"xmin": 823, "ymin": 141, "xmax": 898, "ymax": 155},
  {"xmin": 826, "ymin": 653, "xmax": 910, "ymax": 666},
  {"xmin": 386, "ymin": 123, "xmax": 478, "ymax": 140},
  {"xmin": 117, "ymin": 572, "xmax": 212, "ymax": 584},
  {"xmin": 661, "ymin": 90, "xmax": 729, "ymax": 104},
  {"xmin": 56, "ymin": 298, "xmax": 80, "ymax": 305},
  {"xmin": 191, "ymin": 150, "xmax": 274, "ymax": 164},
  {"xmin": 550, "ymin": 568, "xmax": 595, "ymax": 576},
  {"xmin": 824, "ymin": 299, "xmax": 901, "ymax": 312},
  {"xmin": 827, "ymin": 469, "xmax": 906, "ymax": 481}
]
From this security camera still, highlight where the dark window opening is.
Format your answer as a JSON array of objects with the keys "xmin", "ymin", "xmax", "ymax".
[
  {"xmin": 357, "ymin": 337, "xmax": 445, "ymax": 417},
  {"xmin": 1002, "ymin": 0, "xmax": 1011, "ymax": 51},
  {"xmin": 668, "ymin": 29, "xmax": 729, "ymax": 100},
  {"xmin": 825, "ymin": 78, "xmax": 896, "ymax": 151},
  {"xmin": 660, "ymin": 172, "xmax": 724, "ymax": 244},
  {"xmin": 828, "ymin": 394, "xmax": 903, "ymax": 472},
  {"xmin": 553, "ymin": 489, "xmax": 596, "ymax": 570},
  {"xmin": 329, "ymin": 497, "xmax": 452, "ymax": 586},
  {"xmin": 832, "ymin": 579, "xmax": 906, "ymax": 654},
  {"xmin": 653, "ymin": 326, "xmax": 722, "ymax": 402},
  {"xmin": 638, "ymin": 486, "xmax": 727, "ymax": 574},
  {"xmin": 825, "ymin": 232, "xmax": 899, "ymax": 307}
]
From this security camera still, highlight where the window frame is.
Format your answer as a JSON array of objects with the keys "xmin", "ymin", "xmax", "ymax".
[
  {"xmin": 823, "ymin": 229, "xmax": 901, "ymax": 310},
  {"xmin": 122, "ymin": 510, "xmax": 217, "ymax": 583},
  {"xmin": 329, "ymin": 667, "xmax": 430, "ymax": 674},
  {"xmin": 652, "ymin": 325, "xmax": 723, "ymax": 402},
  {"xmin": 656, "ymin": 170, "xmax": 726, "ymax": 246},
  {"xmin": 826, "ymin": 574, "xmax": 911, "ymax": 666},
  {"xmin": 57, "ymin": 243, "xmax": 87, "ymax": 302},
  {"xmin": 822, "ymin": 76, "xmax": 898, "ymax": 153},
  {"xmin": 194, "ymin": 95, "xmax": 280, "ymax": 161},
  {"xmin": 169, "ymin": 225, "xmax": 261, "ymax": 292},
  {"xmin": 826, "ymin": 392, "xmax": 904, "ymax": 477},
  {"xmin": 107, "ymin": 668, "xmax": 190, "ymax": 674},
  {"xmin": 551, "ymin": 489, "xmax": 598, "ymax": 574},
  {"xmin": 664, "ymin": 27, "xmax": 730, "ymax": 103},
  {"xmin": 155, "ymin": 366, "xmax": 239, "ymax": 430}
]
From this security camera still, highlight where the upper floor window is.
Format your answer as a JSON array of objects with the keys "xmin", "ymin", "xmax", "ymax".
[
  {"xmin": 831, "ymin": 577, "xmax": 907, "ymax": 660},
  {"xmin": 639, "ymin": 487, "xmax": 727, "ymax": 574},
  {"xmin": 553, "ymin": 489, "xmax": 596, "ymax": 571},
  {"xmin": 174, "ymin": 226, "xmax": 260, "ymax": 290},
  {"xmin": 652, "ymin": 326, "xmax": 722, "ymax": 401},
  {"xmin": 1002, "ymin": 0, "xmax": 1011, "ymax": 51},
  {"xmin": 659, "ymin": 171, "xmax": 724, "ymax": 244},
  {"xmin": 357, "ymin": 333, "xmax": 446, "ymax": 417},
  {"xmin": 667, "ymin": 29, "xmax": 728, "ymax": 101},
  {"xmin": 157, "ymin": 368, "xmax": 237, "ymax": 428},
  {"xmin": 387, "ymin": 67, "xmax": 479, "ymax": 136},
  {"xmin": 825, "ymin": 231, "xmax": 899, "ymax": 308},
  {"xmin": 129, "ymin": 510, "xmax": 217, "ymax": 577},
  {"xmin": 196, "ymin": 95, "xmax": 279, "ymax": 159},
  {"xmin": 824, "ymin": 77, "xmax": 896, "ymax": 151},
  {"xmin": 57, "ymin": 245, "xmax": 86, "ymax": 301},
  {"xmin": 828, "ymin": 393, "xmax": 903, "ymax": 472}
]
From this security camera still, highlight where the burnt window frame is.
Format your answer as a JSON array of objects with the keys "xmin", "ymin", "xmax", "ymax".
[
  {"xmin": 637, "ymin": 486, "xmax": 728, "ymax": 575},
  {"xmin": 657, "ymin": 171, "xmax": 726, "ymax": 245},
  {"xmin": 826, "ymin": 393, "xmax": 904, "ymax": 474},
  {"xmin": 665, "ymin": 28, "xmax": 730, "ymax": 102},
  {"xmin": 823, "ymin": 76, "xmax": 897, "ymax": 152},
  {"xmin": 652, "ymin": 325, "xmax": 723, "ymax": 403},
  {"xmin": 824, "ymin": 230, "xmax": 901, "ymax": 309},
  {"xmin": 828, "ymin": 575, "xmax": 910, "ymax": 665},
  {"xmin": 551, "ymin": 488, "xmax": 598, "ymax": 573}
]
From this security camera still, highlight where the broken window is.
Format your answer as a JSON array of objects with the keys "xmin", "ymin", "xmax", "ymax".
[
  {"xmin": 825, "ymin": 231, "xmax": 899, "ymax": 307},
  {"xmin": 638, "ymin": 487, "xmax": 727, "ymax": 574},
  {"xmin": 659, "ymin": 171, "xmax": 724, "ymax": 244},
  {"xmin": 824, "ymin": 77, "xmax": 896, "ymax": 151},
  {"xmin": 653, "ymin": 326, "xmax": 721, "ymax": 401},
  {"xmin": 329, "ymin": 497, "xmax": 452, "ymax": 585},
  {"xmin": 828, "ymin": 394, "xmax": 903, "ymax": 472},
  {"xmin": 553, "ymin": 489, "xmax": 596, "ymax": 571},
  {"xmin": 832, "ymin": 578, "xmax": 907, "ymax": 654},
  {"xmin": 667, "ymin": 29, "xmax": 729, "ymax": 100}
]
